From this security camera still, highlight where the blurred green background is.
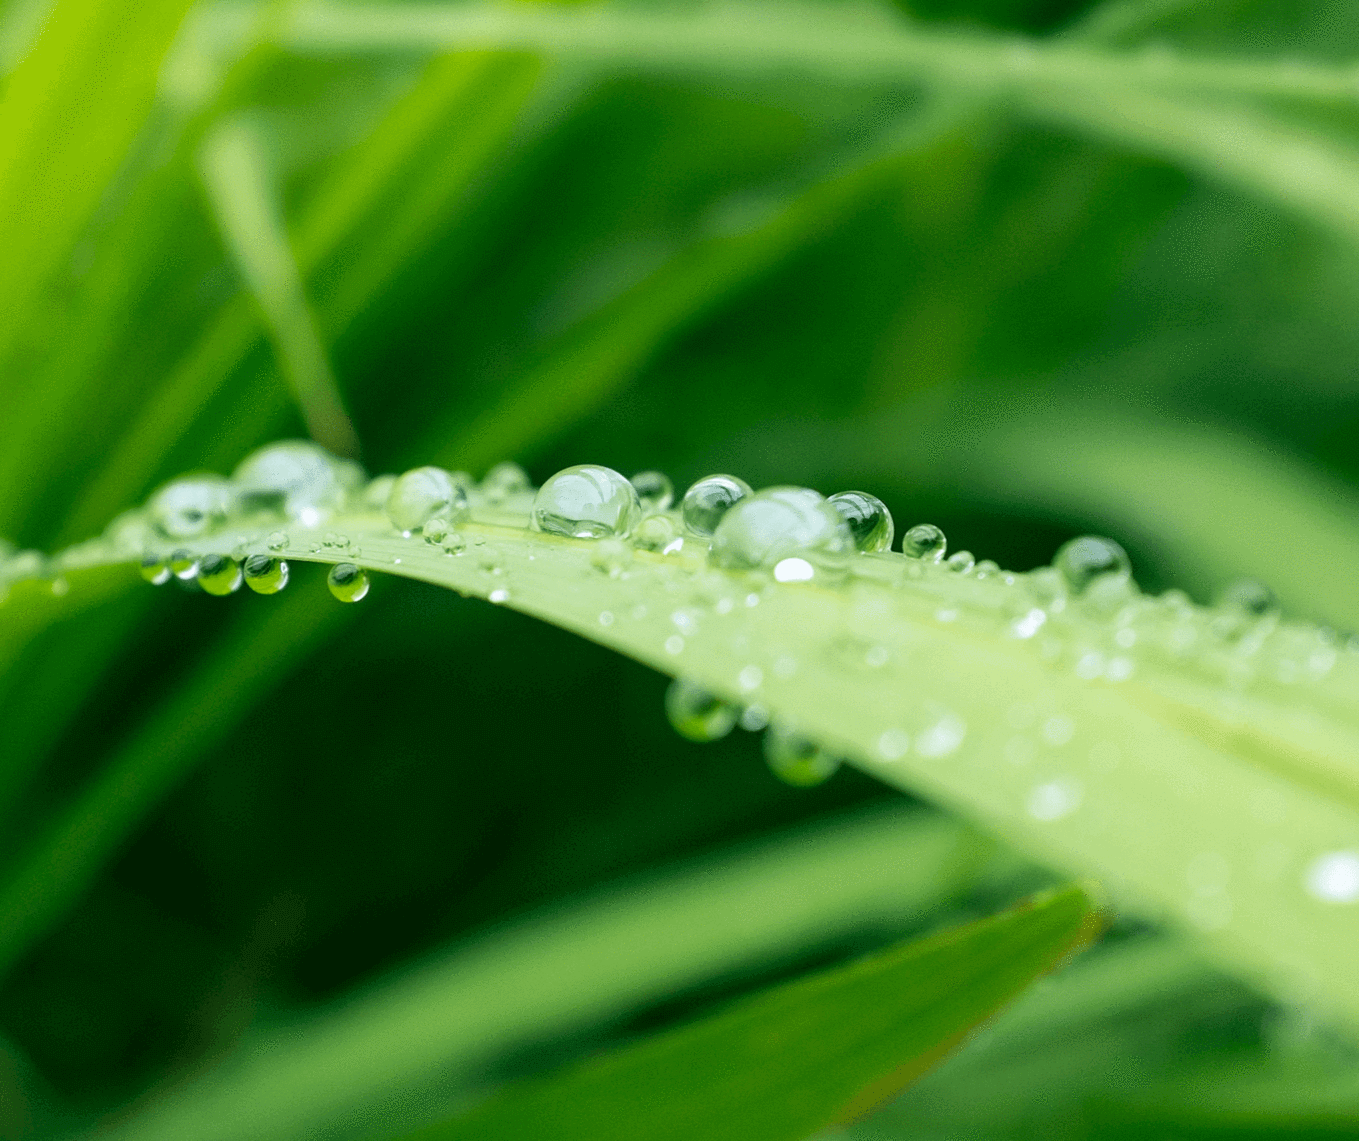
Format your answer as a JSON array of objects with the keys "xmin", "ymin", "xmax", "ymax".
[{"xmin": 3, "ymin": 0, "xmax": 1359, "ymax": 1136}]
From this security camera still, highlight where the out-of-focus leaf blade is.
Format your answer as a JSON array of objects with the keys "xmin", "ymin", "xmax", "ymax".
[{"xmin": 393, "ymin": 885, "xmax": 1098, "ymax": 1141}]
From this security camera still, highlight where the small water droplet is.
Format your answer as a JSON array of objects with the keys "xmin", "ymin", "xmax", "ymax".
[
  {"xmin": 1304, "ymin": 851, "xmax": 1359, "ymax": 903},
  {"xmin": 168, "ymin": 549, "xmax": 200, "ymax": 580},
  {"xmin": 828, "ymin": 490, "xmax": 893, "ymax": 553},
  {"xmin": 1054, "ymin": 536, "xmax": 1130, "ymax": 594},
  {"xmin": 946, "ymin": 550, "xmax": 975, "ymax": 574},
  {"xmin": 267, "ymin": 530, "xmax": 289, "ymax": 552},
  {"xmin": 665, "ymin": 677, "xmax": 738, "ymax": 742},
  {"xmin": 233, "ymin": 440, "xmax": 349, "ymax": 523},
  {"xmin": 877, "ymin": 728, "xmax": 910, "ymax": 760},
  {"xmin": 1027, "ymin": 779, "xmax": 1081, "ymax": 821},
  {"xmin": 482, "ymin": 461, "xmax": 530, "ymax": 504},
  {"xmin": 532, "ymin": 465, "xmax": 640, "ymax": 539},
  {"xmin": 243, "ymin": 554, "xmax": 289, "ymax": 594},
  {"xmin": 710, "ymin": 487, "xmax": 852, "ymax": 572},
  {"xmin": 773, "ymin": 557, "xmax": 815, "ymax": 582},
  {"xmin": 763, "ymin": 723, "xmax": 840, "ymax": 787},
  {"xmin": 901, "ymin": 523, "xmax": 946, "ymax": 562},
  {"xmin": 150, "ymin": 476, "xmax": 233, "ymax": 539},
  {"xmin": 916, "ymin": 714, "xmax": 966, "ymax": 757},
  {"xmin": 423, "ymin": 518, "xmax": 452, "ymax": 545},
  {"xmin": 679, "ymin": 474, "xmax": 752, "ymax": 537},
  {"xmin": 140, "ymin": 555, "xmax": 170, "ymax": 585},
  {"xmin": 386, "ymin": 466, "xmax": 470, "ymax": 533},
  {"xmin": 328, "ymin": 563, "xmax": 369, "ymax": 603},
  {"xmin": 632, "ymin": 513, "xmax": 680, "ymax": 552},
  {"xmin": 590, "ymin": 537, "xmax": 631, "ymax": 576},
  {"xmin": 197, "ymin": 553, "xmax": 242, "ymax": 596},
  {"xmin": 442, "ymin": 532, "xmax": 467, "ymax": 556},
  {"xmin": 738, "ymin": 664, "xmax": 764, "ymax": 691},
  {"xmin": 974, "ymin": 559, "xmax": 1000, "ymax": 578},
  {"xmin": 488, "ymin": 587, "xmax": 510, "ymax": 604},
  {"xmin": 598, "ymin": 610, "xmax": 615, "ymax": 626},
  {"xmin": 630, "ymin": 470, "xmax": 674, "ymax": 513},
  {"xmin": 664, "ymin": 634, "xmax": 685, "ymax": 655}
]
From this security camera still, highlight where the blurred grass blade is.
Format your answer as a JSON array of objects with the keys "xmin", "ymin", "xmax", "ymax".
[
  {"xmin": 198, "ymin": 115, "xmax": 359, "ymax": 458},
  {"xmin": 391, "ymin": 885, "xmax": 1099, "ymax": 1141},
  {"xmin": 96, "ymin": 805, "xmax": 995, "ymax": 1141},
  {"xmin": 266, "ymin": 4, "xmax": 1359, "ymax": 251}
]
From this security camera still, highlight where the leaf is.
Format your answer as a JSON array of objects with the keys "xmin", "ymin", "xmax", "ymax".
[
  {"xmin": 375, "ymin": 886, "xmax": 1100, "ymax": 1141},
  {"xmin": 92, "ymin": 804, "xmax": 1001, "ymax": 1141},
  {"xmin": 9, "ymin": 462, "xmax": 1359, "ymax": 1041}
]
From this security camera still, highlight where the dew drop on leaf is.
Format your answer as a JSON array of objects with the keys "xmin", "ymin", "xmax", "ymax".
[
  {"xmin": 232, "ymin": 440, "xmax": 349, "ymax": 525},
  {"xmin": 386, "ymin": 466, "xmax": 469, "ymax": 533},
  {"xmin": 664, "ymin": 677, "xmax": 738, "ymax": 742},
  {"xmin": 149, "ymin": 475, "xmax": 232, "ymax": 539},
  {"xmin": 679, "ymin": 474, "xmax": 752, "ymax": 537},
  {"xmin": 168, "ymin": 549, "xmax": 200, "ymax": 580},
  {"xmin": 266, "ymin": 530, "xmax": 289, "ymax": 552},
  {"xmin": 632, "ymin": 512, "xmax": 680, "ymax": 552},
  {"xmin": 482, "ymin": 461, "xmax": 530, "ymax": 503},
  {"xmin": 710, "ymin": 487, "xmax": 852, "ymax": 571},
  {"xmin": 946, "ymin": 550, "xmax": 975, "ymax": 574},
  {"xmin": 828, "ymin": 490, "xmax": 893, "ymax": 553},
  {"xmin": 197, "ymin": 553, "xmax": 243, "ymax": 596},
  {"xmin": 243, "ymin": 554, "xmax": 289, "ymax": 594},
  {"xmin": 763, "ymin": 722, "xmax": 840, "ymax": 787},
  {"xmin": 328, "ymin": 562, "xmax": 369, "ymax": 603},
  {"xmin": 901, "ymin": 523, "xmax": 947, "ymax": 562},
  {"xmin": 1054, "ymin": 536, "xmax": 1130, "ymax": 595},
  {"xmin": 531, "ymin": 464, "xmax": 640, "ymax": 539},
  {"xmin": 139, "ymin": 555, "xmax": 170, "ymax": 585},
  {"xmin": 630, "ymin": 470, "xmax": 674, "ymax": 513}
]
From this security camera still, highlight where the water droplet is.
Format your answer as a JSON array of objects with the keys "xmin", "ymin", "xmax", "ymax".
[
  {"xmin": 482, "ymin": 461, "xmax": 530, "ymax": 503},
  {"xmin": 763, "ymin": 723, "xmax": 840, "ymax": 787},
  {"xmin": 877, "ymin": 728, "xmax": 910, "ymax": 759},
  {"xmin": 267, "ymin": 530, "xmax": 289, "ymax": 552},
  {"xmin": 168, "ymin": 549, "xmax": 200, "ymax": 580},
  {"xmin": 598, "ymin": 610, "xmax": 615, "ymax": 626},
  {"xmin": 197, "ymin": 553, "xmax": 242, "ymax": 596},
  {"xmin": 140, "ymin": 555, "xmax": 170, "ymax": 585},
  {"xmin": 1027, "ymin": 779, "xmax": 1081, "ymax": 821},
  {"xmin": 362, "ymin": 474, "xmax": 397, "ymax": 511},
  {"xmin": 1213, "ymin": 579, "xmax": 1280, "ymax": 638},
  {"xmin": 531, "ymin": 464, "xmax": 640, "ymax": 539},
  {"xmin": 386, "ymin": 466, "xmax": 470, "ymax": 533},
  {"xmin": 664, "ymin": 634, "xmax": 685, "ymax": 655},
  {"xmin": 488, "ymin": 587, "xmax": 510, "ymax": 604},
  {"xmin": 149, "ymin": 475, "xmax": 232, "ymax": 539},
  {"xmin": 738, "ymin": 664, "xmax": 764, "ymax": 691},
  {"xmin": 328, "ymin": 562, "xmax": 369, "ymax": 603},
  {"xmin": 946, "ymin": 550, "xmax": 975, "ymax": 574},
  {"xmin": 679, "ymin": 474, "xmax": 752, "ymax": 537},
  {"xmin": 1304, "ymin": 851, "xmax": 1359, "ymax": 903},
  {"xmin": 665, "ymin": 677, "xmax": 738, "ymax": 742},
  {"xmin": 243, "ymin": 554, "xmax": 289, "ymax": 594},
  {"xmin": 773, "ymin": 557, "xmax": 815, "ymax": 582},
  {"xmin": 974, "ymin": 559, "xmax": 1000, "ymax": 578},
  {"xmin": 1054, "ymin": 536, "xmax": 1130, "ymax": 594},
  {"xmin": 632, "ymin": 513, "xmax": 680, "ymax": 552},
  {"xmin": 1012, "ymin": 608, "xmax": 1046, "ymax": 639},
  {"xmin": 630, "ymin": 470, "xmax": 674, "ymax": 513},
  {"xmin": 233, "ymin": 440, "xmax": 350, "ymax": 523},
  {"xmin": 916, "ymin": 714, "xmax": 966, "ymax": 757},
  {"xmin": 591, "ymin": 537, "xmax": 631, "ymax": 576},
  {"xmin": 441, "ymin": 532, "xmax": 466, "ymax": 556},
  {"xmin": 423, "ymin": 518, "xmax": 453, "ymax": 545},
  {"xmin": 710, "ymin": 487, "xmax": 852, "ymax": 572},
  {"xmin": 828, "ymin": 490, "xmax": 893, "ymax": 553},
  {"xmin": 901, "ymin": 523, "xmax": 946, "ymax": 562}
]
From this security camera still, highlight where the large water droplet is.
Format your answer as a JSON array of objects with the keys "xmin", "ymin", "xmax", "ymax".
[
  {"xmin": 149, "ymin": 476, "xmax": 232, "ymax": 539},
  {"xmin": 630, "ymin": 470, "xmax": 674, "ymax": 513},
  {"xmin": 680, "ymin": 474, "xmax": 752, "ymax": 537},
  {"xmin": 531, "ymin": 464, "xmax": 640, "ymax": 539},
  {"xmin": 243, "ymin": 554, "xmax": 289, "ymax": 594},
  {"xmin": 710, "ymin": 487, "xmax": 852, "ymax": 572},
  {"xmin": 901, "ymin": 523, "xmax": 946, "ymax": 561},
  {"xmin": 386, "ymin": 466, "xmax": 470, "ymax": 533},
  {"xmin": 665, "ymin": 678, "xmax": 738, "ymax": 742},
  {"xmin": 328, "ymin": 562, "xmax": 369, "ymax": 603},
  {"xmin": 763, "ymin": 723, "xmax": 840, "ymax": 787},
  {"xmin": 1054, "ymin": 536, "xmax": 1130, "ymax": 594},
  {"xmin": 197, "ymin": 553, "xmax": 242, "ymax": 596},
  {"xmin": 233, "ymin": 440, "xmax": 349, "ymax": 524},
  {"xmin": 828, "ymin": 490, "xmax": 893, "ymax": 553}
]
